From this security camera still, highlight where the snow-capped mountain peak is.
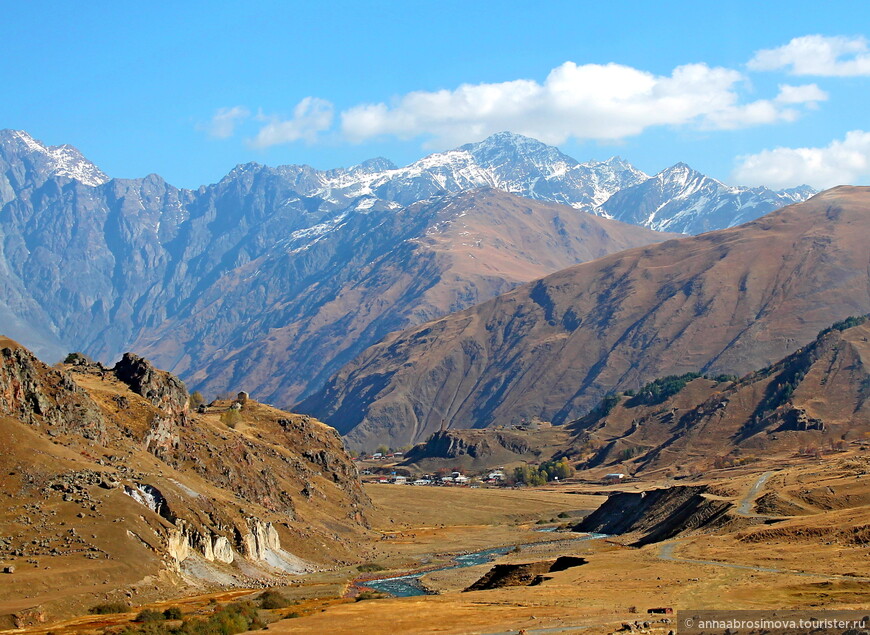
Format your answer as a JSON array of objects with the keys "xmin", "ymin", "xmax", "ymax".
[
  {"xmin": 598, "ymin": 161, "xmax": 816, "ymax": 233},
  {"xmin": 0, "ymin": 129, "xmax": 109, "ymax": 187}
]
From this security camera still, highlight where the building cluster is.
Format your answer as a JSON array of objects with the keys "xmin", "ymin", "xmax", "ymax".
[{"xmin": 365, "ymin": 469, "xmax": 509, "ymax": 487}]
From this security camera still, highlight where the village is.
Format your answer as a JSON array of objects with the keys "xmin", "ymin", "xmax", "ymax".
[
  {"xmin": 355, "ymin": 451, "xmax": 632, "ymax": 488},
  {"xmin": 359, "ymin": 468, "xmax": 506, "ymax": 487}
]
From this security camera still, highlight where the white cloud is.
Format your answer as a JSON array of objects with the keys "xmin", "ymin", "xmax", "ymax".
[
  {"xmin": 204, "ymin": 106, "xmax": 250, "ymax": 139},
  {"xmin": 703, "ymin": 83, "xmax": 827, "ymax": 130},
  {"xmin": 774, "ymin": 83, "xmax": 828, "ymax": 104},
  {"xmin": 733, "ymin": 130, "xmax": 870, "ymax": 189},
  {"xmin": 748, "ymin": 35, "xmax": 870, "ymax": 76},
  {"xmin": 338, "ymin": 61, "xmax": 820, "ymax": 148},
  {"xmin": 250, "ymin": 98, "xmax": 334, "ymax": 147}
]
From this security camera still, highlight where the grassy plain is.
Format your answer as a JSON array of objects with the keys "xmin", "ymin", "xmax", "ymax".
[{"xmin": 9, "ymin": 454, "xmax": 869, "ymax": 635}]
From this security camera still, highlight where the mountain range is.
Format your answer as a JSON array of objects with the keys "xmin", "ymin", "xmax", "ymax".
[
  {"xmin": 301, "ymin": 187, "xmax": 870, "ymax": 449},
  {"xmin": 0, "ymin": 128, "xmax": 814, "ymax": 409}
]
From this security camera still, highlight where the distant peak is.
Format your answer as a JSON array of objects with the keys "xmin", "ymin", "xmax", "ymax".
[
  {"xmin": 458, "ymin": 131, "xmax": 579, "ymax": 171},
  {"xmin": 350, "ymin": 156, "xmax": 397, "ymax": 173},
  {"xmin": 0, "ymin": 129, "xmax": 109, "ymax": 186},
  {"xmin": 1, "ymin": 129, "xmax": 48, "ymax": 152},
  {"xmin": 227, "ymin": 161, "xmax": 265, "ymax": 175},
  {"xmin": 668, "ymin": 162, "xmax": 694, "ymax": 171},
  {"xmin": 658, "ymin": 162, "xmax": 703, "ymax": 179},
  {"xmin": 463, "ymin": 131, "xmax": 554, "ymax": 152}
]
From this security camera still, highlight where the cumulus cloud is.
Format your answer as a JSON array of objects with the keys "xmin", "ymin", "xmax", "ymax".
[
  {"xmin": 204, "ymin": 106, "xmax": 250, "ymax": 139},
  {"xmin": 774, "ymin": 83, "xmax": 828, "ymax": 104},
  {"xmin": 733, "ymin": 130, "xmax": 870, "ymax": 189},
  {"xmin": 748, "ymin": 35, "xmax": 870, "ymax": 76},
  {"xmin": 250, "ymin": 98, "xmax": 334, "ymax": 147},
  {"xmin": 338, "ymin": 61, "xmax": 821, "ymax": 147}
]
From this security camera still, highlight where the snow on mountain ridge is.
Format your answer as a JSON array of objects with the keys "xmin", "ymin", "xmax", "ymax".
[
  {"xmin": 598, "ymin": 160, "xmax": 816, "ymax": 234},
  {"xmin": 2, "ymin": 129, "xmax": 109, "ymax": 186},
  {"xmin": 1, "ymin": 128, "xmax": 816, "ymax": 239}
]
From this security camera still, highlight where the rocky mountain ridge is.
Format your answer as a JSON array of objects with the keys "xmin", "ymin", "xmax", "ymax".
[
  {"xmin": 599, "ymin": 162, "xmax": 816, "ymax": 234},
  {"xmin": 390, "ymin": 317, "xmax": 870, "ymax": 480},
  {"xmin": 0, "ymin": 129, "xmax": 675, "ymax": 405},
  {"xmin": 0, "ymin": 336, "xmax": 369, "ymax": 625},
  {"xmin": 0, "ymin": 128, "xmax": 813, "ymax": 409}
]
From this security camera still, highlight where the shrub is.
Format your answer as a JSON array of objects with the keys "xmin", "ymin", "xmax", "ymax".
[
  {"xmin": 63, "ymin": 352, "xmax": 93, "ymax": 365},
  {"xmin": 220, "ymin": 409, "xmax": 242, "ymax": 429},
  {"xmin": 599, "ymin": 393, "xmax": 621, "ymax": 416},
  {"xmin": 626, "ymin": 372, "xmax": 702, "ymax": 407},
  {"xmin": 355, "ymin": 590, "xmax": 387, "ymax": 602},
  {"xmin": 88, "ymin": 602, "xmax": 130, "ymax": 614},
  {"xmin": 710, "ymin": 374, "xmax": 738, "ymax": 384},
  {"xmin": 356, "ymin": 563, "xmax": 385, "ymax": 573},
  {"xmin": 257, "ymin": 590, "xmax": 291, "ymax": 609},
  {"xmin": 162, "ymin": 606, "xmax": 183, "ymax": 620},
  {"xmin": 134, "ymin": 609, "xmax": 165, "ymax": 623},
  {"xmin": 818, "ymin": 315, "xmax": 868, "ymax": 338}
]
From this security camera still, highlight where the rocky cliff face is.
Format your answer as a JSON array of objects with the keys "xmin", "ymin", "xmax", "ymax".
[
  {"xmin": 0, "ymin": 337, "xmax": 105, "ymax": 440},
  {"xmin": 302, "ymin": 187, "xmax": 870, "ymax": 449},
  {"xmin": 575, "ymin": 486, "xmax": 738, "ymax": 546},
  {"xmin": 0, "ymin": 337, "xmax": 370, "ymax": 624}
]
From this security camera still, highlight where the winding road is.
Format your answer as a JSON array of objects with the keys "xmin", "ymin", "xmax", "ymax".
[{"xmin": 736, "ymin": 470, "xmax": 775, "ymax": 516}]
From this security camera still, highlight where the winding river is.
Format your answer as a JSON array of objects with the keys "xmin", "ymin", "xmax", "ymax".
[{"xmin": 358, "ymin": 532, "xmax": 607, "ymax": 597}]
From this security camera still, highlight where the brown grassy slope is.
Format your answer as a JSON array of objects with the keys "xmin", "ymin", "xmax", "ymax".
[
  {"xmin": 302, "ymin": 186, "xmax": 870, "ymax": 449},
  {"xmin": 134, "ymin": 189, "xmax": 674, "ymax": 408},
  {"xmin": 259, "ymin": 456, "xmax": 870, "ymax": 635},
  {"xmin": 567, "ymin": 320, "xmax": 870, "ymax": 476},
  {"xmin": 0, "ymin": 340, "xmax": 369, "ymax": 627}
]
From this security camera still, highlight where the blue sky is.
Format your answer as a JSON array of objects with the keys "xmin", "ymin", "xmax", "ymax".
[{"xmin": 3, "ymin": 1, "xmax": 868, "ymax": 190}]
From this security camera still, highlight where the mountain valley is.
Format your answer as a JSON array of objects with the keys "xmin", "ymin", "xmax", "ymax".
[{"xmin": 1, "ymin": 130, "xmax": 868, "ymax": 635}]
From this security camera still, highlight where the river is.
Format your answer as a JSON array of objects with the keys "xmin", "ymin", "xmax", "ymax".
[{"xmin": 358, "ymin": 532, "xmax": 607, "ymax": 597}]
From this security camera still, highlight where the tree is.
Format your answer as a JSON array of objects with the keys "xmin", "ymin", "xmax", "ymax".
[{"xmin": 189, "ymin": 391, "xmax": 205, "ymax": 409}]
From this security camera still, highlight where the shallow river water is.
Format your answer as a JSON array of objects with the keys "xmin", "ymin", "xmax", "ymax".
[{"xmin": 360, "ymin": 532, "xmax": 607, "ymax": 597}]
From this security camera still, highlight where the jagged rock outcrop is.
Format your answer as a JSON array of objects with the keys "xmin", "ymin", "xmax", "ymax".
[
  {"xmin": 113, "ymin": 353, "xmax": 189, "ymax": 416},
  {"xmin": 464, "ymin": 556, "xmax": 587, "ymax": 591},
  {"xmin": 0, "ymin": 337, "xmax": 105, "ymax": 440},
  {"xmin": 402, "ymin": 430, "xmax": 536, "ymax": 470}
]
